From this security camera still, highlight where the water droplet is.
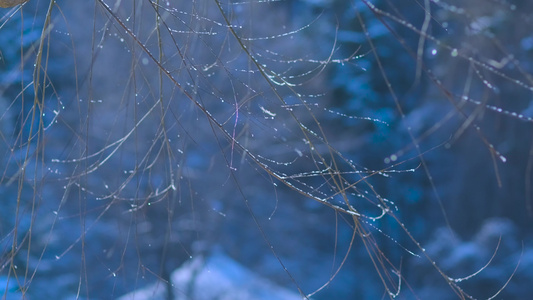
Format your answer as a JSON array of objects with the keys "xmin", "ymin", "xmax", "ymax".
[{"xmin": 451, "ymin": 49, "xmax": 458, "ymax": 57}]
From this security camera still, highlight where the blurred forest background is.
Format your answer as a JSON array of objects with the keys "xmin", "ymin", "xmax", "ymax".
[{"xmin": 1, "ymin": 0, "xmax": 533, "ymax": 299}]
